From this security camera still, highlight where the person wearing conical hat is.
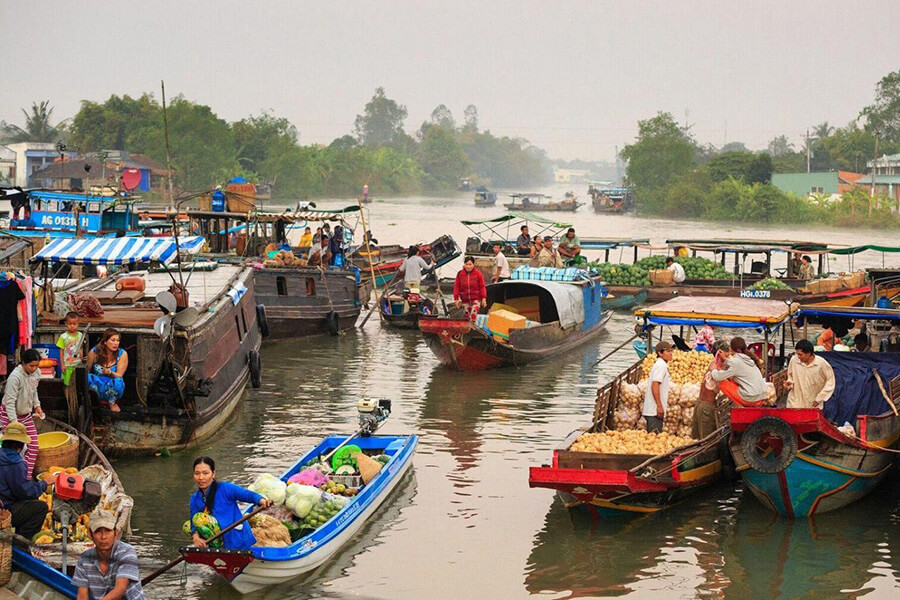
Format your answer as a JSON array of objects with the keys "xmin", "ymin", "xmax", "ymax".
[{"xmin": 0, "ymin": 421, "xmax": 49, "ymax": 540}]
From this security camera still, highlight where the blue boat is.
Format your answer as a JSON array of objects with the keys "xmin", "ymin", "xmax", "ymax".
[
  {"xmin": 730, "ymin": 338, "xmax": 900, "ymax": 517},
  {"xmin": 181, "ymin": 433, "xmax": 417, "ymax": 594},
  {"xmin": 5, "ymin": 189, "xmax": 142, "ymax": 239},
  {"xmin": 6, "ymin": 547, "xmax": 77, "ymax": 599}
]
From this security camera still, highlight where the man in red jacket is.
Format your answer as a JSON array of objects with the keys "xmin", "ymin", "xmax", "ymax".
[{"xmin": 453, "ymin": 256, "xmax": 487, "ymax": 321}]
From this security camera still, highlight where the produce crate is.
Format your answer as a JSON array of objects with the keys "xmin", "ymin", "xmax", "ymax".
[
  {"xmin": 840, "ymin": 271, "xmax": 866, "ymax": 289},
  {"xmin": 330, "ymin": 474, "xmax": 362, "ymax": 488},
  {"xmin": 225, "ymin": 182, "xmax": 257, "ymax": 213},
  {"xmin": 593, "ymin": 358, "xmax": 644, "ymax": 431},
  {"xmin": 197, "ymin": 193, "xmax": 211, "ymax": 211},
  {"xmin": 649, "ymin": 269, "xmax": 674, "ymax": 286}
]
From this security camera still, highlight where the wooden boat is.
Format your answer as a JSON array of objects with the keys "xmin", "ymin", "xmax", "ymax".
[
  {"xmin": 473, "ymin": 186, "xmax": 497, "ymax": 206},
  {"xmin": 529, "ymin": 359, "xmax": 726, "ymax": 515},
  {"xmin": 30, "ymin": 417, "xmax": 133, "ymax": 567},
  {"xmin": 5, "ymin": 188, "xmax": 142, "ymax": 240},
  {"xmin": 504, "ymin": 192, "xmax": 581, "ymax": 212},
  {"xmin": 418, "ymin": 273, "xmax": 610, "ymax": 371},
  {"xmin": 589, "ymin": 187, "xmax": 632, "ymax": 214},
  {"xmin": 380, "ymin": 291, "xmax": 438, "ymax": 329},
  {"xmin": 604, "ymin": 288, "xmax": 647, "ymax": 311},
  {"xmin": 729, "ymin": 307, "xmax": 900, "ymax": 517},
  {"xmin": 31, "ymin": 236, "xmax": 263, "ymax": 455},
  {"xmin": 181, "ymin": 433, "xmax": 418, "ymax": 594}
]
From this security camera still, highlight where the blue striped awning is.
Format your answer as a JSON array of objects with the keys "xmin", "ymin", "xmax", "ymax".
[{"xmin": 33, "ymin": 236, "xmax": 205, "ymax": 266}]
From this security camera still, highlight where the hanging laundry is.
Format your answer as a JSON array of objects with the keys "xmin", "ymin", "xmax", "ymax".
[{"xmin": 0, "ymin": 280, "xmax": 25, "ymax": 353}]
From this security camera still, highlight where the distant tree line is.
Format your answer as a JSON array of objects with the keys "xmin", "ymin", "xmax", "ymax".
[
  {"xmin": 0, "ymin": 88, "xmax": 552, "ymax": 199},
  {"xmin": 621, "ymin": 69, "xmax": 900, "ymax": 227}
]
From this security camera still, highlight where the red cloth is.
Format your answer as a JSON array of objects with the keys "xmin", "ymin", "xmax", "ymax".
[
  {"xmin": 0, "ymin": 409, "xmax": 38, "ymax": 478},
  {"xmin": 453, "ymin": 268, "xmax": 486, "ymax": 304}
]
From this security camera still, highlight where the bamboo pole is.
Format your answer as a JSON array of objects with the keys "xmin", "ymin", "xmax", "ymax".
[{"xmin": 356, "ymin": 196, "xmax": 383, "ymax": 325}]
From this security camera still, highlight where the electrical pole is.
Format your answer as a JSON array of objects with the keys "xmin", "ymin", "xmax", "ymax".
[
  {"xmin": 806, "ymin": 129, "xmax": 811, "ymax": 173},
  {"xmin": 161, "ymin": 80, "xmax": 175, "ymax": 209}
]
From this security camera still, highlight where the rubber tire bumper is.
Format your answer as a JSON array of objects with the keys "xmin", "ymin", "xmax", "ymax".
[
  {"xmin": 249, "ymin": 350, "xmax": 261, "ymax": 389},
  {"xmin": 740, "ymin": 416, "xmax": 798, "ymax": 474}
]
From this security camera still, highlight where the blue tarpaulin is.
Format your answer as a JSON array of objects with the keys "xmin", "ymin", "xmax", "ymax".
[{"xmin": 820, "ymin": 352, "xmax": 900, "ymax": 425}]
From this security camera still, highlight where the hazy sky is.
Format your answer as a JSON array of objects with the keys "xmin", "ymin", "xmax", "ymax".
[{"xmin": 2, "ymin": 1, "xmax": 898, "ymax": 161}]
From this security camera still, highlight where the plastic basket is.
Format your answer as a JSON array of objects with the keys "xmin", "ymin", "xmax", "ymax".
[
  {"xmin": 34, "ymin": 434, "xmax": 79, "ymax": 475},
  {"xmin": 0, "ymin": 509, "xmax": 11, "ymax": 586}
]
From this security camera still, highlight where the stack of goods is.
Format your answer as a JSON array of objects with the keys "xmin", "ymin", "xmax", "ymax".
[
  {"xmin": 641, "ymin": 350, "xmax": 714, "ymax": 384},
  {"xmin": 263, "ymin": 250, "xmax": 307, "ymax": 268},
  {"xmin": 749, "ymin": 278, "xmax": 792, "ymax": 291},
  {"xmin": 34, "ymin": 465, "xmax": 132, "ymax": 547},
  {"xmin": 248, "ymin": 514, "xmax": 291, "ymax": 547},
  {"xmin": 587, "ymin": 256, "xmax": 732, "ymax": 287},
  {"xmin": 240, "ymin": 456, "xmax": 388, "ymax": 547},
  {"xmin": 570, "ymin": 430, "xmax": 695, "ymax": 454}
]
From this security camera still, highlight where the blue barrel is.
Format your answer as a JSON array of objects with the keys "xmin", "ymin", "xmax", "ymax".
[
  {"xmin": 211, "ymin": 190, "xmax": 226, "ymax": 212},
  {"xmin": 877, "ymin": 295, "xmax": 892, "ymax": 309}
]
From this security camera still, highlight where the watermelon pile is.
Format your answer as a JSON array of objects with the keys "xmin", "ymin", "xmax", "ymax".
[{"xmin": 588, "ymin": 256, "xmax": 732, "ymax": 286}]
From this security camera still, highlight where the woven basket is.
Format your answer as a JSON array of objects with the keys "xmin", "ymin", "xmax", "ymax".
[
  {"xmin": 35, "ymin": 434, "xmax": 79, "ymax": 475},
  {"xmin": 649, "ymin": 269, "xmax": 674, "ymax": 286},
  {"xmin": 0, "ymin": 509, "xmax": 11, "ymax": 587}
]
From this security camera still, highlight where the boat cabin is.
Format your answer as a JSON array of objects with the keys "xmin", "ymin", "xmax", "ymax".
[
  {"xmin": 9, "ymin": 190, "xmax": 139, "ymax": 237},
  {"xmin": 665, "ymin": 238, "xmax": 843, "ymax": 279}
]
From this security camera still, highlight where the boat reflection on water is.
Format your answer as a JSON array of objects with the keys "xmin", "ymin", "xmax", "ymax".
[{"xmin": 525, "ymin": 476, "xmax": 900, "ymax": 600}]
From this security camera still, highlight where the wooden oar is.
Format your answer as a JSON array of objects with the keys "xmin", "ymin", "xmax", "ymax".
[
  {"xmin": 591, "ymin": 331, "xmax": 642, "ymax": 367},
  {"xmin": 141, "ymin": 504, "xmax": 268, "ymax": 586},
  {"xmin": 872, "ymin": 368, "xmax": 899, "ymax": 416}
]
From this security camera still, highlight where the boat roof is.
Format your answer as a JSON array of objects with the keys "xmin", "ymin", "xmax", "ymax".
[
  {"xmin": 187, "ymin": 205, "xmax": 359, "ymax": 223},
  {"xmin": 636, "ymin": 296, "xmax": 796, "ymax": 329},
  {"xmin": 830, "ymin": 244, "xmax": 900, "ymax": 255},
  {"xmin": 32, "ymin": 236, "xmax": 204, "ymax": 266},
  {"xmin": 666, "ymin": 238, "xmax": 843, "ymax": 254},
  {"xmin": 461, "ymin": 212, "xmax": 572, "ymax": 227},
  {"xmin": 508, "ymin": 193, "xmax": 551, "ymax": 199},
  {"xmin": 28, "ymin": 189, "xmax": 137, "ymax": 205},
  {"xmin": 490, "ymin": 279, "xmax": 591, "ymax": 330},
  {"xmin": 798, "ymin": 306, "xmax": 900, "ymax": 322},
  {"xmin": 579, "ymin": 237, "xmax": 651, "ymax": 250}
]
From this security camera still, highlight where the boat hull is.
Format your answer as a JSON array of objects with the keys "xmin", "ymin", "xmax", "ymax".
[
  {"xmin": 529, "ymin": 430, "xmax": 724, "ymax": 516},
  {"xmin": 604, "ymin": 289, "xmax": 648, "ymax": 311},
  {"xmin": 729, "ymin": 407, "xmax": 900, "ymax": 517},
  {"xmin": 182, "ymin": 434, "xmax": 417, "ymax": 594},
  {"xmin": 419, "ymin": 312, "xmax": 610, "ymax": 371},
  {"xmin": 254, "ymin": 268, "xmax": 361, "ymax": 338}
]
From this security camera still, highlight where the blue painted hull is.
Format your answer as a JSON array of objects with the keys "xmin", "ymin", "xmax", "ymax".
[{"xmin": 11, "ymin": 547, "xmax": 77, "ymax": 598}]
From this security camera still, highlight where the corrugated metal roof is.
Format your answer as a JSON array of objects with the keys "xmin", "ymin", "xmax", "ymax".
[{"xmin": 855, "ymin": 174, "xmax": 900, "ymax": 184}]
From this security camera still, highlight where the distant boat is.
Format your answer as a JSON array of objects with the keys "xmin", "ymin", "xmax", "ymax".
[
  {"xmin": 503, "ymin": 192, "xmax": 581, "ymax": 212},
  {"xmin": 459, "ymin": 177, "xmax": 473, "ymax": 191},
  {"xmin": 473, "ymin": 185, "xmax": 497, "ymax": 206},
  {"xmin": 588, "ymin": 185, "xmax": 633, "ymax": 214}
]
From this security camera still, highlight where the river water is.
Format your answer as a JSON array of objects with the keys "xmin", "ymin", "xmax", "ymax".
[{"xmin": 116, "ymin": 185, "xmax": 900, "ymax": 599}]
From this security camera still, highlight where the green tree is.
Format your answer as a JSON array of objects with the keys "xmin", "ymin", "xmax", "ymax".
[
  {"xmin": 417, "ymin": 124, "xmax": 470, "ymax": 188},
  {"xmin": 1, "ymin": 101, "xmax": 67, "ymax": 143},
  {"xmin": 861, "ymin": 69, "xmax": 900, "ymax": 143},
  {"xmin": 463, "ymin": 104, "xmax": 479, "ymax": 134},
  {"xmin": 822, "ymin": 124, "xmax": 878, "ymax": 172},
  {"xmin": 69, "ymin": 94, "xmax": 160, "ymax": 151},
  {"xmin": 166, "ymin": 97, "xmax": 237, "ymax": 190},
  {"xmin": 707, "ymin": 151, "xmax": 755, "ymax": 182},
  {"xmin": 429, "ymin": 104, "xmax": 455, "ymax": 130},
  {"xmin": 720, "ymin": 141, "xmax": 749, "ymax": 153},
  {"xmin": 621, "ymin": 112, "xmax": 695, "ymax": 191},
  {"xmin": 232, "ymin": 111, "xmax": 298, "ymax": 172},
  {"xmin": 353, "ymin": 87, "xmax": 408, "ymax": 147},
  {"xmin": 767, "ymin": 135, "xmax": 794, "ymax": 157}
]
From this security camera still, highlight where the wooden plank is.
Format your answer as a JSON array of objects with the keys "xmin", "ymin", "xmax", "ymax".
[
  {"xmin": 91, "ymin": 290, "xmax": 145, "ymax": 304},
  {"xmin": 636, "ymin": 296, "xmax": 793, "ymax": 324}
]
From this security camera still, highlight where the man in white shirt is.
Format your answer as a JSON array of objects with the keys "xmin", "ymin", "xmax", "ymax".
[
  {"xmin": 784, "ymin": 339, "xmax": 835, "ymax": 408},
  {"xmin": 666, "ymin": 257, "xmax": 686, "ymax": 284},
  {"xmin": 643, "ymin": 341, "xmax": 673, "ymax": 433},
  {"xmin": 492, "ymin": 243, "xmax": 510, "ymax": 282}
]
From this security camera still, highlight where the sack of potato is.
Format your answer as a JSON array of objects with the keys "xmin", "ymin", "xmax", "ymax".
[{"xmin": 570, "ymin": 430, "xmax": 695, "ymax": 455}]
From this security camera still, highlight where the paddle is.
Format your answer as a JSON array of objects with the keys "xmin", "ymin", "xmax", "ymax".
[
  {"xmin": 141, "ymin": 504, "xmax": 268, "ymax": 586},
  {"xmin": 591, "ymin": 331, "xmax": 642, "ymax": 367}
]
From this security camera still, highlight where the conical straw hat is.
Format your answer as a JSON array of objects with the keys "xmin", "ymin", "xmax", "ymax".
[{"xmin": 354, "ymin": 452, "xmax": 383, "ymax": 485}]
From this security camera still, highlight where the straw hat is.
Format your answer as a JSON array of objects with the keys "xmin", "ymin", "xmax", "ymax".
[{"xmin": 1, "ymin": 422, "xmax": 31, "ymax": 445}]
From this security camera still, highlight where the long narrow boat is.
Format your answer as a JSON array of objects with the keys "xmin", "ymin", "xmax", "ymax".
[
  {"xmin": 181, "ymin": 433, "xmax": 417, "ymax": 594},
  {"xmin": 6, "ymin": 549, "xmax": 76, "ymax": 599},
  {"xmin": 530, "ymin": 297, "xmax": 796, "ymax": 515},
  {"xmin": 419, "ymin": 269, "xmax": 610, "ymax": 371},
  {"xmin": 730, "ymin": 307, "xmax": 900, "ymax": 517},
  {"xmin": 604, "ymin": 288, "xmax": 647, "ymax": 311},
  {"xmin": 31, "ymin": 236, "xmax": 263, "ymax": 455},
  {"xmin": 529, "ymin": 359, "xmax": 726, "ymax": 515}
]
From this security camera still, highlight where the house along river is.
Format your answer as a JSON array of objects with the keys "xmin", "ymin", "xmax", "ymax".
[{"xmin": 116, "ymin": 186, "xmax": 900, "ymax": 599}]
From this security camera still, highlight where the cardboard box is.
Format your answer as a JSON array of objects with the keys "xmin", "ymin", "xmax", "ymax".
[
  {"xmin": 487, "ymin": 309, "xmax": 527, "ymax": 343},
  {"xmin": 504, "ymin": 296, "xmax": 541, "ymax": 322},
  {"xmin": 650, "ymin": 269, "xmax": 674, "ymax": 286}
]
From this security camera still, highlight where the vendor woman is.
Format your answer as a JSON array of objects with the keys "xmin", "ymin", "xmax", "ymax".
[{"xmin": 189, "ymin": 456, "xmax": 272, "ymax": 550}]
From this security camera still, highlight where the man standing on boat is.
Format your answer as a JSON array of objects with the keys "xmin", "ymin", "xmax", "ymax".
[
  {"xmin": 492, "ymin": 243, "xmax": 510, "ymax": 282},
  {"xmin": 642, "ymin": 342, "xmax": 673, "ymax": 433},
  {"xmin": 537, "ymin": 236, "xmax": 564, "ymax": 268},
  {"xmin": 784, "ymin": 340, "xmax": 835, "ymax": 409},
  {"xmin": 666, "ymin": 257, "xmax": 686, "ymax": 284},
  {"xmin": 516, "ymin": 225, "xmax": 532, "ymax": 256}
]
